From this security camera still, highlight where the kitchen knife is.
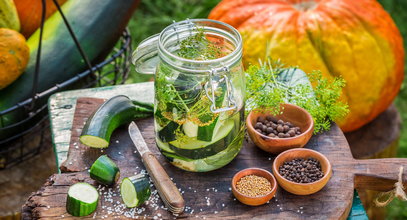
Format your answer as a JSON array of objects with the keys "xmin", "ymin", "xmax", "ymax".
[{"xmin": 128, "ymin": 121, "xmax": 185, "ymax": 214}]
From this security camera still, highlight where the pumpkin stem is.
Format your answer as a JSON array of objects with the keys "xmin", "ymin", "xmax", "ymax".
[{"xmin": 292, "ymin": 1, "xmax": 318, "ymax": 11}]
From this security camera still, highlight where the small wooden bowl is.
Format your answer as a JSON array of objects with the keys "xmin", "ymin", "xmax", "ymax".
[
  {"xmin": 272, "ymin": 148, "xmax": 332, "ymax": 195},
  {"xmin": 231, "ymin": 168, "xmax": 277, "ymax": 206},
  {"xmin": 246, "ymin": 103, "xmax": 314, "ymax": 154}
]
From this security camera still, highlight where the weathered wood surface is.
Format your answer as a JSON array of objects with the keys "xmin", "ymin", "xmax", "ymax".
[
  {"xmin": 23, "ymin": 97, "xmax": 407, "ymax": 219},
  {"xmin": 59, "ymin": 98, "xmax": 106, "ymax": 172},
  {"xmin": 345, "ymin": 104, "xmax": 401, "ymax": 220},
  {"xmin": 345, "ymin": 104, "xmax": 401, "ymax": 159}
]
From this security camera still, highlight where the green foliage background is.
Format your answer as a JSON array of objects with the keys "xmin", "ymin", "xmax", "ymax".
[{"xmin": 128, "ymin": 0, "xmax": 407, "ymax": 218}]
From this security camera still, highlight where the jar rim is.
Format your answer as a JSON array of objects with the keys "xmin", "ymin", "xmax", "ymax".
[{"xmin": 158, "ymin": 19, "xmax": 242, "ymax": 71}]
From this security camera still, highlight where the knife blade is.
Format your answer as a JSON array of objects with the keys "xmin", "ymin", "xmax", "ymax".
[{"xmin": 128, "ymin": 122, "xmax": 185, "ymax": 214}]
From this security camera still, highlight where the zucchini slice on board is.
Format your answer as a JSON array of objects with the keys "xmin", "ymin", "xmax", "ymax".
[
  {"xmin": 80, "ymin": 95, "xmax": 153, "ymax": 148},
  {"xmin": 66, "ymin": 183, "xmax": 99, "ymax": 217},
  {"xmin": 90, "ymin": 155, "xmax": 120, "ymax": 185},
  {"xmin": 120, "ymin": 174, "xmax": 151, "ymax": 208}
]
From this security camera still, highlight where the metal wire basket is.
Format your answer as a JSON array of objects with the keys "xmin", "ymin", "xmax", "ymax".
[{"xmin": 0, "ymin": 0, "xmax": 132, "ymax": 169}]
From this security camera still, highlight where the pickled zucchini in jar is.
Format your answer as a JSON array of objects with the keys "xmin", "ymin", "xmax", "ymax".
[{"xmin": 133, "ymin": 19, "xmax": 245, "ymax": 172}]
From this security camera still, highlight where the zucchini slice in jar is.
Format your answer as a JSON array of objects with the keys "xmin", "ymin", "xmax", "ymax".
[{"xmin": 169, "ymin": 119, "xmax": 236, "ymax": 159}]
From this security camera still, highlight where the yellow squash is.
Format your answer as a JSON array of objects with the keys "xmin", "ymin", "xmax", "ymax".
[{"xmin": 0, "ymin": 28, "xmax": 29, "ymax": 89}]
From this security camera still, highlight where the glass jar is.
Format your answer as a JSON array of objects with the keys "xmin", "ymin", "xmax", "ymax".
[{"xmin": 132, "ymin": 19, "xmax": 245, "ymax": 172}]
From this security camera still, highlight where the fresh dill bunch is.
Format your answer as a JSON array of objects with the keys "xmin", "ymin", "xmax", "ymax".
[
  {"xmin": 177, "ymin": 26, "xmax": 223, "ymax": 60},
  {"xmin": 245, "ymin": 60, "xmax": 349, "ymax": 134}
]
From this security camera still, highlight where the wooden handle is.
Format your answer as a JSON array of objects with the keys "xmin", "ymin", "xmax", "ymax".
[
  {"xmin": 142, "ymin": 152, "xmax": 185, "ymax": 211},
  {"xmin": 353, "ymin": 158, "xmax": 407, "ymax": 191}
]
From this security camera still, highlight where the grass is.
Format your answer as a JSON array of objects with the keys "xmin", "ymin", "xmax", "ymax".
[{"xmin": 128, "ymin": 0, "xmax": 407, "ymax": 218}]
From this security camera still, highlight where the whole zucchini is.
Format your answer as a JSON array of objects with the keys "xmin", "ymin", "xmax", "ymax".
[
  {"xmin": 80, "ymin": 95, "xmax": 152, "ymax": 148},
  {"xmin": 0, "ymin": 0, "xmax": 139, "ymax": 139}
]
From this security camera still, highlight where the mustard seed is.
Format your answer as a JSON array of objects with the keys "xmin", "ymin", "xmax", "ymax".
[{"xmin": 236, "ymin": 175, "xmax": 272, "ymax": 197}]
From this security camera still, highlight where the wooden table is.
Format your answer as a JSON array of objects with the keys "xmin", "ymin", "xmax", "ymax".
[{"xmin": 45, "ymin": 82, "xmax": 367, "ymax": 219}]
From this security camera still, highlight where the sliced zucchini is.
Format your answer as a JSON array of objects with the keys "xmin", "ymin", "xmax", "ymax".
[
  {"xmin": 80, "ymin": 95, "xmax": 153, "ymax": 148},
  {"xmin": 120, "ymin": 174, "xmax": 151, "ymax": 208},
  {"xmin": 164, "ymin": 125, "xmax": 244, "ymax": 172},
  {"xmin": 195, "ymin": 82, "xmax": 228, "ymax": 142},
  {"xmin": 183, "ymin": 120, "xmax": 198, "ymax": 138},
  {"xmin": 158, "ymin": 121, "xmax": 180, "ymax": 142},
  {"xmin": 196, "ymin": 117, "xmax": 218, "ymax": 141},
  {"xmin": 90, "ymin": 155, "xmax": 120, "ymax": 186},
  {"xmin": 66, "ymin": 182, "xmax": 99, "ymax": 217},
  {"xmin": 156, "ymin": 137, "xmax": 175, "ymax": 153},
  {"xmin": 169, "ymin": 119, "xmax": 235, "ymax": 159}
]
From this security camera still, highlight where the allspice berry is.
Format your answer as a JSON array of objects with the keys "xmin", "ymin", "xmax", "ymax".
[{"xmin": 254, "ymin": 116, "xmax": 302, "ymax": 138}]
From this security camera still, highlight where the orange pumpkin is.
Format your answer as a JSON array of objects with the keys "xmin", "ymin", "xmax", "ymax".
[
  {"xmin": 209, "ymin": 0, "xmax": 404, "ymax": 132},
  {"xmin": 13, "ymin": 0, "xmax": 67, "ymax": 38},
  {"xmin": 0, "ymin": 28, "xmax": 29, "ymax": 89}
]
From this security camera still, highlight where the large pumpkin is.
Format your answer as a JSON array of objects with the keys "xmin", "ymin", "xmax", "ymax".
[
  {"xmin": 209, "ymin": 0, "xmax": 404, "ymax": 132},
  {"xmin": 0, "ymin": 28, "xmax": 29, "ymax": 89},
  {"xmin": 13, "ymin": 0, "xmax": 67, "ymax": 38}
]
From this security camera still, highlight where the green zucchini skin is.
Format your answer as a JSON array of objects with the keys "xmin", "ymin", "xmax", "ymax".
[
  {"xmin": 158, "ymin": 121, "xmax": 180, "ymax": 143},
  {"xmin": 80, "ymin": 95, "xmax": 152, "ymax": 148},
  {"xmin": 120, "ymin": 175, "xmax": 151, "ymax": 208},
  {"xmin": 90, "ymin": 155, "xmax": 120, "ymax": 185},
  {"xmin": 66, "ymin": 183, "xmax": 99, "ymax": 217},
  {"xmin": 169, "ymin": 124, "xmax": 236, "ymax": 160},
  {"xmin": 132, "ymin": 100, "xmax": 154, "ymax": 111},
  {"xmin": 0, "ymin": 0, "xmax": 140, "ymax": 139}
]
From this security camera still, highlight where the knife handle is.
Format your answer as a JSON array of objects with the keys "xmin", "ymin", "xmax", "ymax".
[{"xmin": 142, "ymin": 152, "xmax": 185, "ymax": 212}]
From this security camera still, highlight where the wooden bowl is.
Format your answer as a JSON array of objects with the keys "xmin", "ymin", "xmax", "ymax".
[
  {"xmin": 272, "ymin": 148, "xmax": 332, "ymax": 195},
  {"xmin": 231, "ymin": 168, "xmax": 277, "ymax": 206},
  {"xmin": 246, "ymin": 103, "xmax": 314, "ymax": 154}
]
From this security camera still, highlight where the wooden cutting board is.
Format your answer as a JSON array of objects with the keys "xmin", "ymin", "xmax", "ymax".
[{"xmin": 23, "ymin": 97, "xmax": 407, "ymax": 219}]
